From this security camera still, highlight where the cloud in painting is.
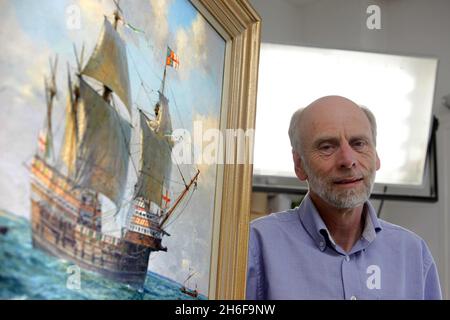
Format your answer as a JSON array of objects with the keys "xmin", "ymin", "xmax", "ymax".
[
  {"xmin": 65, "ymin": 0, "xmax": 115, "ymax": 55},
  {"xmin": 118, "ymin": 0, "xmax": 172, "ymax": 66},
  {"xmin": 78, "ymin": 0, "xmax": 115, "ymax": 29},
  {"xmin": 0, "ymin": 2, "xmax": 56, "ymax": 217},
  {"xmin": 174, "ymin": 13, "xmax": 209, "ymax": 80},
  {"xmin": 149, "ymin": 0, "xmax": 172, "ymax": 49}
]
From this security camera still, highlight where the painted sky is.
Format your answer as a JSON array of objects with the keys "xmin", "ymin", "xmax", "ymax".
[{"xmin": 0, "ymin": 0, "xmax": 226, "ymax": 297}]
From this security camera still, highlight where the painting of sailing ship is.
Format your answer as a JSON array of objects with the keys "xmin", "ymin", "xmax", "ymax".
[{"xmin": 0, "ymin": 0, "xmax": 226, "ymax": 299}]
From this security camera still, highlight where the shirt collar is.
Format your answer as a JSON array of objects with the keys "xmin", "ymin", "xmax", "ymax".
[{"xmin": 298, "ymin": 193, "xmax": 382, "ymax": 252}]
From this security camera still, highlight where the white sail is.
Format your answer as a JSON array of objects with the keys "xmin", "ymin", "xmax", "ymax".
[
  {"xmin": 158, "ymin": 92, "xmax": 173, "ymax": 136},
  {"xmin": 134, "ymin": 111, "xmax": 173, "ymax": 207},
  {"xmin": 75, "ymin": 78, "xmax": 131, "ymax": 207},
  {"xmin": 82, "ymin": 17, "xmax": 132, "ymax": 114}
]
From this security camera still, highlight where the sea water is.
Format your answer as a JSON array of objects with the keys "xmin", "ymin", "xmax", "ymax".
[{"xmin": 0, "ymin": 210, "xmax": 206, "ymax": 300}]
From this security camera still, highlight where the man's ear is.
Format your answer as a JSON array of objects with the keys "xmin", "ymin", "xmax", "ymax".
[
  {"xmin": 293, "ymin": 151, "xmax": 308, "ymax": 181},
  {"xmin": 376, "ymin": 152, "xmax": 381, "ymax": 171}
]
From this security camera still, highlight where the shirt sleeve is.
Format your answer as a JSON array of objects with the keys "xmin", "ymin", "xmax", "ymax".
[
  {"xmin": 424, "ymin": 260, "xmax": 442, "ymax": 300},
  {"xmin": 246, "ymin": 226, "xmax": 264, "ymax": 300},
  {"xmin": 422, "ymin": 240, "xmax": 442, "ymax": 300}
]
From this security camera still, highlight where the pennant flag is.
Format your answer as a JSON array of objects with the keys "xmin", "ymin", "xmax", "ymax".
[
  {"xmin": 38, "ymin": 130, "xmax": 48, "ymax": 154},
  {"xmin": 125, "ymin": 23, "xmax": 145, "ymax": 34},
  {"xmin": 166, "ymin": 47, "xmax": 179, "ymax": 69}
]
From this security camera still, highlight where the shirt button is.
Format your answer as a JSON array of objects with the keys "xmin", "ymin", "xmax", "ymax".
[
  {"xmin": 345, "ymin": 256, "xmax": 350, "ymax": 262},
  {"xmin": 350, "ymin": 295, "xmax": 357, "ymax": 300}
]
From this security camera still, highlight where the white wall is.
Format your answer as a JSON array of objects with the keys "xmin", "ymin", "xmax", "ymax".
[{"xmin": 250, "ymin": 0, "xmax": 450, "ymax": 298}]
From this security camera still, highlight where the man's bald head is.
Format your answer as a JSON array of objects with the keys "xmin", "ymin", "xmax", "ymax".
[{"xmin": 288, "ymin": 95, "xmax": 377, "ymax": 155}]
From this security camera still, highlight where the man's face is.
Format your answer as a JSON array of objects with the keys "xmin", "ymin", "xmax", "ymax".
[{"xmin": 293, "ymin": 98, "xmax": 380, "ymax": 209}]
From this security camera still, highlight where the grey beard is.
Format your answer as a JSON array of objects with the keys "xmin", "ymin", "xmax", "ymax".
[{"xmin": 303, "ymin": 162, "xmax": 375, "ymax": 209}]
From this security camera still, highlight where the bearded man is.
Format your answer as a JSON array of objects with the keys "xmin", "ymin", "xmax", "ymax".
[{"xmin": 246, "ymin": 95, "xmax": 442, "ymax": 300}]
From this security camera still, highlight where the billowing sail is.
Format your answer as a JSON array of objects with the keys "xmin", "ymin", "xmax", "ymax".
[
  {"xmin": 75, "ymin": 78, "xmax": 131, "ymax": 207},
  {"xmin": 135, "ymin": 111, "xmax": 173, "ymax": 207},
  {"xmin": 81, "ymin": 17, "xmax": 132, "ymax": 114},
  {"xmin": 158, "ymin": 92, "xmax": 173, "ymax": 136},
  {"xmin": 60, "ymin": 93, "xmax": 77, "ymax": 176}
]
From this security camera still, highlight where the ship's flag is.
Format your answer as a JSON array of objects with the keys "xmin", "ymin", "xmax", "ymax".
[
  {"xmin": 38, "ymin": 130, "xmax": 48, "ymax": 154},
  {"xmin": 162, "ymin": 188, "xmax": 171, "ymax": 209},
  {"xmin": 166, "ymin": 47, "xmax": 179, "ymax": 69}
]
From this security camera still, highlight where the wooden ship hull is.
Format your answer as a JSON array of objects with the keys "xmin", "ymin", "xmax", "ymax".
[
  {"xmin": 180, "ymin": 286, "xmax": 199, "ymax": 298},
  {"xmin": 30, "ymin": 156, "xmax": 155, "ymax": 287}
]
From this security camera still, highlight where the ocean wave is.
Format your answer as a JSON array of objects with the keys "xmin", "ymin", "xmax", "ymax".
[{"xmin": 0, "ymin": 212, "xmax": 206, "ymax": 300}]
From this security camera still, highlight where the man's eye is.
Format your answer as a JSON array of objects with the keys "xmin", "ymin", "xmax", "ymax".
[
  {"xmin": 319, "ymin": 145, "xmax": 334, "ymax": 154},
  {"xmin": 352, "ymin": 140, "xmax": 367, "ymax": 149}
]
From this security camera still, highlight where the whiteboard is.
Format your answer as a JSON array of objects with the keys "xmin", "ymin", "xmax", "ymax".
[{"xmin": 254, "ymin": 43, "xmax": 438, "ymax": 186}]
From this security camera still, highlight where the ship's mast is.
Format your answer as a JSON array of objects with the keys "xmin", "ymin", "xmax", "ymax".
[
  {"xmin": 160, "ymin": 169, "xmax": 200, "ymax": 228},
  {"xmin": 183, "ymin": 268, "xmax": 197, "ymax": 288},
  {"xmin": 161, "ymin": 64, "xmax": 168, "ymax": 96},
  {"xmin": 57, "ymin": 46, "xmax": 82, "ymax": 177},
  {"xmin": 42, "ymin": 56, "xmax": 58, "ymax": 160}
]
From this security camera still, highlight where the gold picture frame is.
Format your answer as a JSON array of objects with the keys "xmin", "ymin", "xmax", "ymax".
[{"xmin": 191, "ymin": 0, "xmax": 261, "ymax": 299}]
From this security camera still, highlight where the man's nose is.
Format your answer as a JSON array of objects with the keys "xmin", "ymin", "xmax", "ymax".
[{"xmin": 337, "ymin": 142, "xmax": 356, "ymax": 169}]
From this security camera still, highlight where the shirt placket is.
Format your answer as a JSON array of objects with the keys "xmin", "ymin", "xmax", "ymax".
[{"xmin": 341, "ymin": 254, "xmax": 359, "ymax": 300}]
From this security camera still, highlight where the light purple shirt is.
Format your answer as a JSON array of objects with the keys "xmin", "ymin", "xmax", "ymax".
[{"xmin": 246, "ymin": 194, "xmax": 442, "ymax": 300}]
